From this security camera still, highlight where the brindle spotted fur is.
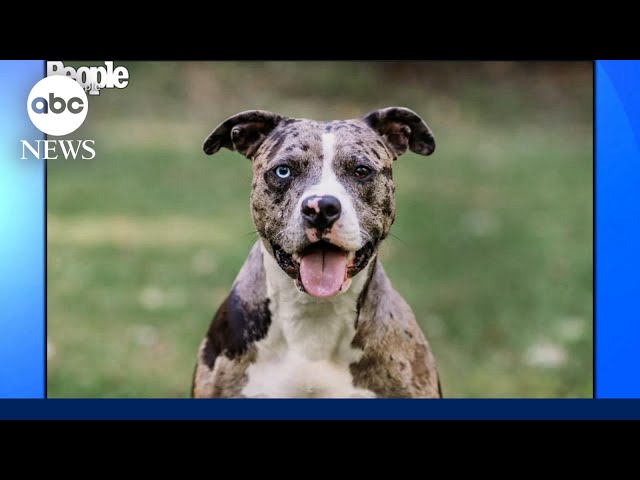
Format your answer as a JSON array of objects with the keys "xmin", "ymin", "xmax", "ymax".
[{"xmin": 193, "ymin": 107, "xmax": 441, "ymax": 398}]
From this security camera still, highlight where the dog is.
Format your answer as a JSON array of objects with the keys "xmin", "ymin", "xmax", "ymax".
[{"xmin": 191, "ymin": 107, "xmax": 442, "ymax": 398}]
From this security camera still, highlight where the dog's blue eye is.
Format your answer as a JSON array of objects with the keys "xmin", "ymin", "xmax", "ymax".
[{"xmin": 274, "ymin": 165, "xmax": 291, "ymax": 179}]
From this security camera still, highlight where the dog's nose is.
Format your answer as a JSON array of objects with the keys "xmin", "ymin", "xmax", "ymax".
[{"xmin": 301, "ymin": 195, "xmax": 342, "ymax": 230}]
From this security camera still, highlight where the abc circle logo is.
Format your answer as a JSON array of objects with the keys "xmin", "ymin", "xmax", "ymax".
[{"xmin": 27, "ymin": 76, "xmax": 88, "ymax": 136}]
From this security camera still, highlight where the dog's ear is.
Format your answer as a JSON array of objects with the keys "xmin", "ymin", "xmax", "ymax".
[
  {"xmin": 203, "ymin": 110, "xmax": 285, "ymax": 158},
  {"xmin": 362, "ymin": 107, "xmax": 435, "ymax": 157}
]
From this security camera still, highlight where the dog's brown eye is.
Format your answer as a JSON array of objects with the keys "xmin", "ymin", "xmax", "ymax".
[{"xmin": 354, "ymin": 165, "xmax": 372, "ymax": 180}]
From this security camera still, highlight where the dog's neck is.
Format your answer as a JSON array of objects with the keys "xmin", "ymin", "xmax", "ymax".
[
  {"xmin": 259, "ymin": 241, "xmax": 372, "ymax": 361},
  {"xmin": 240, "ymin": 243, "xmax": 377, "ymax": 398}
]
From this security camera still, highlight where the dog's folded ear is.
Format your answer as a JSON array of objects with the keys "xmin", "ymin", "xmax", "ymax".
[
  {"xmin": 203, "ymin": 110, "xmax": 285, "ymax": 158},
  {"xmin": 362, "ymin": 107, "xmax": 435, "ymax": 157}
]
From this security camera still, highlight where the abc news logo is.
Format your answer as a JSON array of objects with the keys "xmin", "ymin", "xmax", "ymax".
[
  {"xmin": 21, "ymin": 62, "xmax": 129, "ymax": 160},
  {"xmin": 21, "ymin": 75, "xmax": 94, "ymax": 160},
  {"xmin": 31, "ymin": 92, "xmax": 85, "ymax": 114}
]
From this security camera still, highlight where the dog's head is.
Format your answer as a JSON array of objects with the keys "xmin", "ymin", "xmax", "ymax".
[{"xmin": 204, "ymin": 107, "xmax": 435, "ymax": 298}]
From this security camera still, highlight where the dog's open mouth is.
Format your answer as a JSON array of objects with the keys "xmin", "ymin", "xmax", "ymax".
[{"xmin": 271, "ymin": 241, "xmax": 375, "ymax": 298}]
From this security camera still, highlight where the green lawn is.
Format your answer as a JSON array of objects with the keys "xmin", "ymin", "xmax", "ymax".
[{"xmin": 47, "ymin": 62, "xmax": 593, "ymax": 397}]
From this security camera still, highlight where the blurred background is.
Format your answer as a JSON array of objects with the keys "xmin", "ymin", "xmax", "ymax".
[{"xmin": 47, "ymin": 62, "xmax": 593, "ymax": 398}]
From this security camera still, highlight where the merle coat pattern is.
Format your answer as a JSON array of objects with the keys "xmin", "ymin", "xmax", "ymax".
[{"xmin": 192, "ymin": 107, "xmax": 441, "ymax": 398}]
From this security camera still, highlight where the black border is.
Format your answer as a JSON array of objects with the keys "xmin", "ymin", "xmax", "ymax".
[{"xmin": 43, "ymin": 59, "xmax": 48, "ymax": 399}]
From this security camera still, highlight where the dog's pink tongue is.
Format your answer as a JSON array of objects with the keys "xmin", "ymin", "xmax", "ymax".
[{"xmin": 300, "ymin": 249, "xmax": 348, "ymax": 298}]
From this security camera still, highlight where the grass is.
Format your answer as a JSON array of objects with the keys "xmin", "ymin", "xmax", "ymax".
[{"xmin": 47, "ymin": 62, "xmax": 593, "ymax": 397}]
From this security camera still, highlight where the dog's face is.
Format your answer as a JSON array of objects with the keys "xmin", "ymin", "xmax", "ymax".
[{"xmin": 204, "ymin": 107, "xmax": 435, "ymax": 298}]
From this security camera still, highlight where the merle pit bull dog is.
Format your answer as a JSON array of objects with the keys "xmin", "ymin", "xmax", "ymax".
[{"xmin": 191, "ymin": 107, "xmax": 442, "ymax": 398}]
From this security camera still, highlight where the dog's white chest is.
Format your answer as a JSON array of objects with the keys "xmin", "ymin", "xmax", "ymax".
[
  {"xmin": 241, "ymin": 246, "xmax": 376, "ymax": 398},
  {"xmin": 242, "ymin": 347, "xmax": 373, "ymax": 398}
]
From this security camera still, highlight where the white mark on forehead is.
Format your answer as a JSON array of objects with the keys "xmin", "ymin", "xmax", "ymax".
[
  {"xmin": 293, "ymin": 131, "xmax": 363, "ymax": 252},
  {"xmin": 321, "ymin": 133, "xmax": 336, "ymax": 183}
]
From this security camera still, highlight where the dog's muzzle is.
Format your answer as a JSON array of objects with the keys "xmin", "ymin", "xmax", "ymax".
[{"xmin": 269, "ymin": 195, "xmax": 376, "ymax": 299}]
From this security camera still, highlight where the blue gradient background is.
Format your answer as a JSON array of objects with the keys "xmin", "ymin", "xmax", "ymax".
[
  {"xmin": 0, "ymin": 59, "xmax": 638, "ymax": 408},
  {"xmin": 0, "ymin": 61, "xmax": 44, "ymax": 398},
  {"xmin": 596, "ymin": 60, "xmax": 640, "ymax": 398}
]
